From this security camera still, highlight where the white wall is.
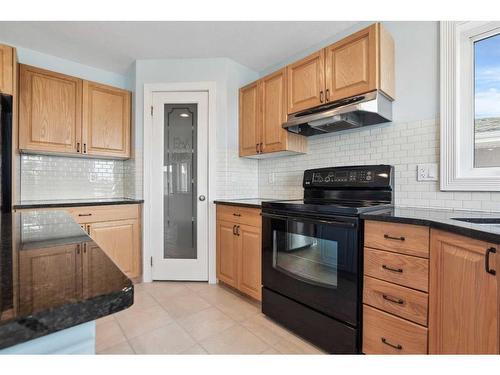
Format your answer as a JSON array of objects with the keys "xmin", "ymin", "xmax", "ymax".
[
  {"xmin": 132, "ymin": 57, "xmax": 260, "ymax": 199},
  {"xmin": 258, "ymin": 21, "xmax": 500, "ymax": 211}
]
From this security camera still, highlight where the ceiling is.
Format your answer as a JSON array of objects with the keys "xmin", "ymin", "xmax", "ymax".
[{"xmin": 0, "ymin": 21, "xmax": 358, "ymax": 75}]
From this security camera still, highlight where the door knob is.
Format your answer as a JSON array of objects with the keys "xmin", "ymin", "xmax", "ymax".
[{"xmin": 199, "ymin": 195, "xmax": 206, "ymax": 201}]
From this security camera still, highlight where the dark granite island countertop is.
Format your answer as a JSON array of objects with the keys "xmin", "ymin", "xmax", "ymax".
[
  {"xmin": 214, "ymin": 198, "xmax": 286, "ymax": 208},
  {"xmin": 0, "ymin": 210, "xmax": 133, "ymax": 350},
  {"xmin": 361, "ymin": 206, "xmax": 500, "ymax": 244},
  {"xmin": 13, "ymin": 197, "xmax": 144, "ymax": 210}
]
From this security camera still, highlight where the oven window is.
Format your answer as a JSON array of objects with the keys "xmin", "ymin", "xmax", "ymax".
[{"xmin": 273, "ymin": 229, "xmax": 338, "ymax": 288}]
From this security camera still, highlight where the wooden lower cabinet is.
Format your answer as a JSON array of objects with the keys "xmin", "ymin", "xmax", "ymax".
[
  {"xmin": 216, "ymin": 205, "xmax": 262, "ymax": 301},
  {"xmin": 429, "ymin": 229, "xmax": 499, "ymax": 354},
  {"xmin": 216, "ymin": 220, "xmax": 239, "ymax": 288},
  {"xmin": 238, "ymin": 224, "xmax": 262, "ymax": 300},
  {"xmin": 19, "ymin": 244, "xmax": 82, "ymax": 315}
]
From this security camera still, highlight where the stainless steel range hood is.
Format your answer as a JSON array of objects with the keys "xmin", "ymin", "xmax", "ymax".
[{"xmin": 283, "ymin": 90, "xmax": 392, "ymax": 136}]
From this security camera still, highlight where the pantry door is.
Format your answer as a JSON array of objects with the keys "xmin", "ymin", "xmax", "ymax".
[{"xmin": 151, "ymin": 91, "xmax": 209, "ymax": 280}]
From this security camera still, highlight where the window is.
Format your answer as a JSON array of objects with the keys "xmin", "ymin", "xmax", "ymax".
[{"xmin": 441, "ymin": 21, "xmax": 500, "ymax": 190}]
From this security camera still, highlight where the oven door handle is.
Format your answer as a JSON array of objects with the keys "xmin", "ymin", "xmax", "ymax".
[{"xmin": 262, "ymin": 212, "xmax": 357, "ymax": 228}]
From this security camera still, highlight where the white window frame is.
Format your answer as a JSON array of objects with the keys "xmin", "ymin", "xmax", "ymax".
[{"xmin": 441, "ymin": 21, "xmax": 500, "ymax": 191}]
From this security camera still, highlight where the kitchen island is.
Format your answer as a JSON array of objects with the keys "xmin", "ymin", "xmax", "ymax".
[{"xmin": 0, "ymin": 210, "xmax": 133, "ymax": 354}]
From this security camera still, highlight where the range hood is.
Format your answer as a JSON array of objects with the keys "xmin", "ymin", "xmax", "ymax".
[{"xmin": 283, "ymin": 90, "xmax": 392, "ymax": 136}]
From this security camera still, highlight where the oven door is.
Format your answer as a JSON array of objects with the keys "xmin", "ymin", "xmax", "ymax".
[{"xmin": 262, "ymin": 211, "xmax": 360, "ymax": 326}]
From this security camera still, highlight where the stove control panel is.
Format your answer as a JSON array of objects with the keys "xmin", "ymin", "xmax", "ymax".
[{"xmin": 304, "ymin": 165, "xmax": 393, "ymax": 188}]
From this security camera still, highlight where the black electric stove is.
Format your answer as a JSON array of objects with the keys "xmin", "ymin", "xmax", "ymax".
[{"xmin": 261, "ymin": 165, "xmax": 394, "ymax": 354}]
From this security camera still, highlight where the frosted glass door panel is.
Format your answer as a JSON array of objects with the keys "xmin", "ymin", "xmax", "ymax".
[{"xmin": 164, "ymin": 104, "xmax": 197, "ymax": 259}]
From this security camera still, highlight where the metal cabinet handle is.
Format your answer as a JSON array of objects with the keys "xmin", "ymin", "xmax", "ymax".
[
  {"xmin": 233, "ymin": 213, "xmax": 241, "ymax": 217},
  {"xmin": 233, "ymin": 225, "xmax": 237, "ymax": 235},
  {"xmin": 78, "ymin": 213, "xmax": 92, "ymax": 217},
  {"xmin": 384, "ymin": 234, "xmax": 405, "ymax": 241},
  {"xmin": 76, "ymin": 244, "xmax": 81, "ymax": 255},
  {"xmin": 382, "ymin": 294, "xmax": 404, "ymax": 305},
  {"xmin": 319, "ymin": 90, "xmax": 324, "ymax": 103},
  {"xmin": 83, "ymin": 143, "xmax": 87, "ymax": 153},
  {"xmin": 83, "ymin": 243, "xmax": 87, "ymax": 254},
  {"xmin": 325, "ymin": 89, "xmax": 330, "ymax": 102},
  {"xmin": 381, "ymin": 337, "xmax": 402, "ymax": 350},
  {"xmin": 256, "ymin": 144, "xmax": 259, "ymax": 153},
  {"xmin": 76, "ymin": 142, "xmax": 80, "ymax": 152},
  {"xmin": 236, "ymin": 225, "xmax": 240, "ymax": 236},
  {"xmin": 486, "ymin": 247, "xmax": 497, "ymax": 275},
  {"xmin": 382, "ymin": 264, "xmax": 403, "ymax": 273},
  {"xmin": 260, "ymin": 143, "xmax": 263, "ymax": 153}
]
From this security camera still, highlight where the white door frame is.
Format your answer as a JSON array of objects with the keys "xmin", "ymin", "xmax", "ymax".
[{"xmin": 143, "ymin": 82, "xmax": 217, "ymax": 284}]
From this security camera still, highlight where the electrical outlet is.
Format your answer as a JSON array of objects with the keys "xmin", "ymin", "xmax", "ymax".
[
  {"xmin": 268, "ymin": 172, "xmax": 275, "ymax": 184},
  {"xmin": 417, "ymin": 163, "xmax": 438, "ymax": 181}
]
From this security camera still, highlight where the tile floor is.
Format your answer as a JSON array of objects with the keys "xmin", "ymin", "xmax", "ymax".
[{"xmin": 96, "ymin": 281, "xmax": 325, "ymax": 355}]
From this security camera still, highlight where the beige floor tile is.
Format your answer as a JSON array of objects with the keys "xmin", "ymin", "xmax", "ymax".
[
  {"xmin": 143, "ymin": 281, "xmax": 191, "ymax": 300},
  {"xmin": 199, "ymin": 324, "xmax": 268, "ymax": 354},
  {"xmin": 131, "ymin": 290, "xmax": 159, "ymax": 310},
  {"xmin": 196, "ymin": 283, "xmax": 240, "ymax": 305},
  {"xmin": 214, "ymin": 294, "xmax": 261, "ymax": 322},
  {"xmin": 156, "ymin": 291, "xmax": 211, "ymax": 319},
  {"xmin": 95, "ymin": 319, "xmax": 127, "ymax": 352},
  {"xmin": 180, "ymin": 344, "xmax": 208, "ymax": 354},
  {"xmin": 96, "ymin": 314, "xmax": 115, "ymax": 326},
  {"xmin": 183, "ymin": 282, "xmax": 213, "ymax": 293},
  {"xmin": 177, "ymin": 307, "xmax": 235, "ymax": 341},
  {"xmin": 98, "ymin": 340, "xmax": 135, "ymax": 355},
  {"xmin": 241, "ymin": 314, "xmax": 292, "ymax": 345},
  {"xmin": 272, "ymin": 335, "xmax": 324, "ymax": 354},
  {"xmin": 115, "ymin": 304, "xmax": 173, "ymax": 340},
  {"xmin": 129, "ymin": 322, "xmax": 196, "ymax": 354}
]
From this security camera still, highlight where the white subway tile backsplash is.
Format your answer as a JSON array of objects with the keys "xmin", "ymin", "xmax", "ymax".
[
  {"xmin": 21, "ymin": 155, "xmax": 127, "ymax": 200},
  {"xmin": 258, "ymin": 118, "xmax": 500, "ymax": 212}
]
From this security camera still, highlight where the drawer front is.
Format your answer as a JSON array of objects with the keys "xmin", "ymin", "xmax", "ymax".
[
  {"xmin": 65, "ymin": 204, "xmax": 140, "ymax": 224},
  {"xmin": 216, "ymin": 204, "xmax": 261, "ymax": 227},
  {"xmin": 364, "ymin": 247, "xmax": 429, "ymax": 292},
  {"xmin": 363, "ymin": 305, "xmax": 428, "ymax": 354},
  {"xmin": 363, "ymin": 276, "xmax": 428, "ymax": 326},
  {"xmin": 365, "ymin": 220, "xmax": 429, "ymax": 258}
]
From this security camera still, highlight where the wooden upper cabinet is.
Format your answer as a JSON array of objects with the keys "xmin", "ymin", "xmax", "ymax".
[
  {"xmin": 429, "ymin": 229, "xmax": 498, "ymax": 354},
  {"xmin": 260, "ymin": 69, "xmax": 287, "ymax": 153},
  {"xmin": 0, "ymin": 44, "xmax": 14, "ymax": 95},
  {"xmin": 287, "ymin": 49, "xmax": 325, "ymax": 114},
  {"xmin": 325, "ymin": 23, "xmax": 394, "ymax": 102},
  {"xmin": 82, "ymin": 81, "xmax": 131, "ymax": 158},
  {"xmin": 239, "ymin": 81, "xmax": 260, "ymax": 157},
  {"xmin": 19, "ymin": 64, "xmax": 82, "ymax": 154}
]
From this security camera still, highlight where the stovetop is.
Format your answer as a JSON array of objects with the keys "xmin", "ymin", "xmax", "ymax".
[{"xmin": 262, "ymin": 199, "xmax": 393, "ymax": 217}]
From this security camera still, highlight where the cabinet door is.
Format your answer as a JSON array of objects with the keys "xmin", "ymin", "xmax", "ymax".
[
  {"xmin": 82, "ymin": 242, "xmax": 128, "ymax": 298},
  {"xmin": 89, "ymin": 219, "xmax": 140, "ymax": 279},
  {"xmin": 0, "ymin": 44, "xmax": 14, "ymax": 95},
  {"xmin": 239, "ymin": 81, "xmax": 260, "ymax": 157},
  {"xmin": 19, "ymin": 244, "xmax": 82, "ymax": 315},
  {"xmin": 286, "ymin": 50, "xmax": 325, "ymax": 114},
  {"xmin": 325, "ymin": 24, "xmax": 377, "ymax": 102},
  {"xmin": 19, "ymin": 64, "xmax": 82, "ymax": 154},
  {"xmin": 429, "ymin": 229, "xmax": 498, "ymax": 354},
  {"xmin": 82, "ymin": 81, "xmax": 131, "ymax": 158},
  {"xmin": 261, "ymin": 68, "xmax": 288, "ymax": 154},
  {"xmin": 216, "ymin": 220, "xmax": 239, "ymax": 288},
  {"xmin": 237, "ymin": 224, "xmax": 262, "ymax": 301}
]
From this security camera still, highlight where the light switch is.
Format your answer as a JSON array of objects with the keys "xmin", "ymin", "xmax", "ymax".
[{"xmin": 417, "ymin": 163, "xmax": 438, "ymax": 181}]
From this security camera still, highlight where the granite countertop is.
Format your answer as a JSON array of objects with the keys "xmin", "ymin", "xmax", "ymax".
[
  {"xmin": 361, "ymin": 206, "xmax": 500, "ymax": 244},
  {"xmin": 0, "ymin": 210, "xmax": 133, "ymax": 350},
  {"xmin": 13, "ymin": 197, "xmax": 144, "ymax": 210},
  {"xmin": 214, "ymin": 198, "xmax": 286, "ymax": 208}
]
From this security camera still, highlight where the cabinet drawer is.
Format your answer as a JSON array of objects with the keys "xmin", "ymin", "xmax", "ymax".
[
  {"xmin": 364, "ymin": 248, "xmax": 429, "ymax": 292},
  {"xmin": 216, "ymin": 205, "xmax": 261, "ymax": 227},
  {"xmin": 363, "ymin": 276, "xmax": 428, "ymax": 326},
  {"xmin": 65, "ymin": 204, "xmax": 140, "ymax": 224},
  {"xmin": 363, "ymin": 305, "xmax": 428, "ymax": 354},
  {"xmin": 365, "ymin": 220, "xmax": 429, "ymax": 258}
]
